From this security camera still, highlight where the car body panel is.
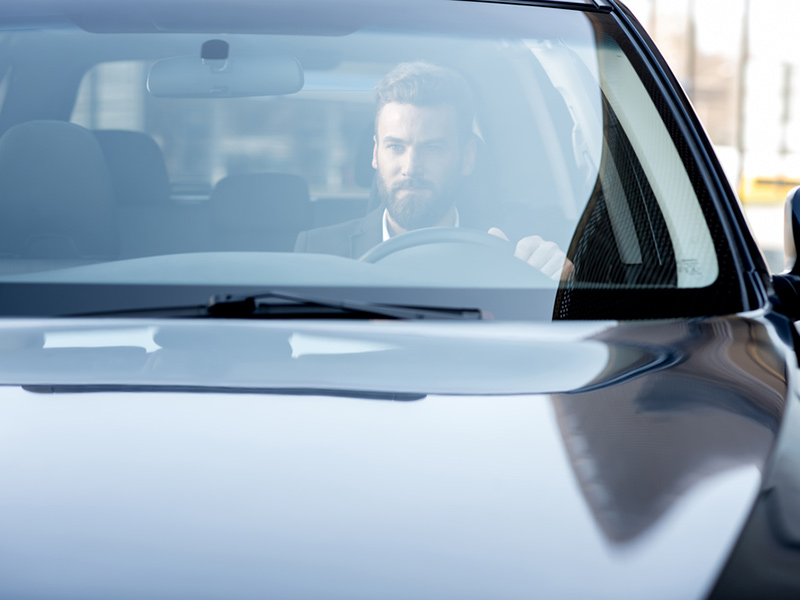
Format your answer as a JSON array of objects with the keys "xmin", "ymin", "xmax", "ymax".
[
  {"xmin": 0, "ymin": 0, "xmax": 797, "ymax": 597},
  {"xmin": 0, "ymin": 315, "xmax": 788, "ymax": 599}
]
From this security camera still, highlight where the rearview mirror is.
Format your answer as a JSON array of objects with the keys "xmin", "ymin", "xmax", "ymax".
[{"xmin": 147, "ymin": 54, "xmax": 304, "ymax": 98}]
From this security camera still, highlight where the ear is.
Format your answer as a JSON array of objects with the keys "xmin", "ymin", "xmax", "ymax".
[
  {"xmin": 461, "ymin": 136, "xmax": 477, "ymax": 176},
  {"xmin": 372, "ymin": 135, "xmax": 378, "ymax": 170}
]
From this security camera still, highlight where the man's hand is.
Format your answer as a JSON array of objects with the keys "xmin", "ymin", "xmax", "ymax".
[{"xmin": 489, "ymin": 227, "xmax": 574, "ymax": 281}]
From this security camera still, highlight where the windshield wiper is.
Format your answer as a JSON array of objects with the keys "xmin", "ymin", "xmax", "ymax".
[
  {"xmin": 71, "ymin": 291, "xmax": 486, "ymax": 320},
  {"xmin": 207, "ymin": 291, "xmax": 485, "ymax": 320}
]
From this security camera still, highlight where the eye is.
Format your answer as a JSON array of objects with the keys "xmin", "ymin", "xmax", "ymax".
[
  {"xmin": 425, "ymin": 144, "xmax": 444, "ymax": 153},
  {"xmin": 387, "ymin": 144, "xmax": 404, "ymax": 152}
]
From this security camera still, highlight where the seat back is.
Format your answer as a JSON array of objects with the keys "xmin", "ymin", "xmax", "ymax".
[
  {"xmin": 209, "ymin": 173, "xmax": 311, "ymax": 252},
  {"xmin": 0, "ymin": 120, "xmax": 118, "ymax": 259},
  {"xmin": 94, "ymin": 129, "xmax": 212, "ymax": 257},
  {"xmin": 94, "ymin": 129, "xmax": 171, "ymax": 207}
]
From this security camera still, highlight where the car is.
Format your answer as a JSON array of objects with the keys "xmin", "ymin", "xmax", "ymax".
[{"xmin": 0, "ymin": 0, "xmax": 799, "ymax": 598}]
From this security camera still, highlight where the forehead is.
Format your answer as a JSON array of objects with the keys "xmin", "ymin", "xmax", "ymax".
[{"xmin": 375, "ymin": 102, "xmax": 460, "ymax": 141}]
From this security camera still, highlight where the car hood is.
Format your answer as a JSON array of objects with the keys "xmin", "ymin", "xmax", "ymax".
[{"xmin": 0, "ymin": 315, "xmax": 788, "ymax": 599}]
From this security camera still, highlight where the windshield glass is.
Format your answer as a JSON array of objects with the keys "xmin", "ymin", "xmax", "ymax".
[{"xmin": 0, "ymin": 0, "xmax": 741, "ymax": 319}]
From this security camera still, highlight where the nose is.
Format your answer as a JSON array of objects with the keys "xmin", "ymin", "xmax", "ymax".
[{"xmin": 402, "ymin": 147, "xmax": 423, "ymax": 177}]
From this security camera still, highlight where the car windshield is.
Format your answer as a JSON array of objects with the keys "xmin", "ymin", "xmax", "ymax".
[{"xmin": 0, "ymin": 0, "xmax": 743, "ymax": 319}]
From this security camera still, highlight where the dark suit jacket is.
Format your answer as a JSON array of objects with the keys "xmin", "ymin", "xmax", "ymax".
[{"xmin": 294, "ymin": 208, "xmax": 384, "ymax": 259}]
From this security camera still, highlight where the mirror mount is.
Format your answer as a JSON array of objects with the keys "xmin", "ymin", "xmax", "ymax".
[
  {"xmin": 147, "ymin": 42, "xmax": 303, "ymax": 98},
  {"xmin": 200, "ymin": 40, "xmax": 230, "ymax": 75}
]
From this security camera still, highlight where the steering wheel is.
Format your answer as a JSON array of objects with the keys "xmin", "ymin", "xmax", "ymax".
[{"xmin": 358, "ymin": 227, "xmax": 513, "ymax": 263}]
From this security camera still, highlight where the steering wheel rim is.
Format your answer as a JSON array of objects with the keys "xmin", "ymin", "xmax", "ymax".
[{"xmin": 358, "ymin": 226, "xmax": 513, "ymax": 263}]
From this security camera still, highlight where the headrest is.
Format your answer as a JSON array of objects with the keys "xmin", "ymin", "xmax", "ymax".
[
  {"xmin": 94, "ymin": 129, "xmax": 170, "ymax": 205},
  {"xmin": 209, "ymin": 173, "xmax": 311, "ymax": 232},
  {"xmin": 0, "ymin": 120, "xmax": 118, "ymax": 258}
]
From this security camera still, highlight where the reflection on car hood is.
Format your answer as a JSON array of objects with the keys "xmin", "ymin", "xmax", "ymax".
[{"xmin": 0, "ymin": 316, "xmax": 788, "ymax": 599}]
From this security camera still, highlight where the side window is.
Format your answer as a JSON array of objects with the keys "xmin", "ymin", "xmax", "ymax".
[
  {"xmin": 595, "ymin": 42, "xmax": 718, "ymax": 289},
  {"xmin": 71, "ymin": 62, "xmax": 147, "ymax": 131},
  {"xmin": 533, "ymin": 38, "xmax": 719, "ymax": 292},
  {"xmin": 0, "ymin": 66, "xmax": 13, "ymax": 118},
  {"xmin": 569, "ymin": 101, "xmax": 677, "ymax": 287}
]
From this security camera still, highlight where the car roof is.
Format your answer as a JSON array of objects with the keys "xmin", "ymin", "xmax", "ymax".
[
  {"xmin": 0, "ymin": 0, "xmax": 616, "ymax": 23},
  {"xmin": 0, "ymin": 0, "xmax": 617, "ymax": 37}
]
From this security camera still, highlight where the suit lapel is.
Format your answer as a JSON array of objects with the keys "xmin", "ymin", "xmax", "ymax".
[{"xmin": 349, "ymin": 207, "xmax": 384, "ymax": 259}]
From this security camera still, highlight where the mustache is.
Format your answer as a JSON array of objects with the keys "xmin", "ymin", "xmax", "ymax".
[{"xmin": 392, "ymin": 178, "xmax": 435, "ymax": 191}]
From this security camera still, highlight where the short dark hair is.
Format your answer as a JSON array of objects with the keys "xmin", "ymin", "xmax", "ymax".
[{"xmin": 374, "ymin": 61, "xmax": 475, "ymax": 142}]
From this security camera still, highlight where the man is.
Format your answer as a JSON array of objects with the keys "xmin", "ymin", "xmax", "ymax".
[{"xmin": 294, "ymin": 61, "xmax": 571, "ymax": 280}]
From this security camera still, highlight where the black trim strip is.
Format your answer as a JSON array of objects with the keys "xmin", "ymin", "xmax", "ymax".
[
  {"xmin": 19, "ymin": 384, "xmax": 426, "ymax": 401},
  {"xmin": 452, "ymin": 0, "xmax": 612, "ymax": 13}
]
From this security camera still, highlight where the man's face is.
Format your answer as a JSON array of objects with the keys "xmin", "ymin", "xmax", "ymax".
[{"xmin": 373, "ymin": 102, "xmax": 475, "ymax": 231}]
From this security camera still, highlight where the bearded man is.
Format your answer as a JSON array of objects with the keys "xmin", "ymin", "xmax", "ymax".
[{"xmin": 294, "ymin": 61, "xmax": 570, "ymax": 280}]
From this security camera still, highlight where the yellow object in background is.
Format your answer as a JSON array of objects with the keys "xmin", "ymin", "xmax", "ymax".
[{"xmin": 740, "ymin": 174, "xmax": 800, "ymax": 205}]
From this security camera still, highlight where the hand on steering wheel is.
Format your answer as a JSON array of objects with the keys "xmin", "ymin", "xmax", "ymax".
[{"xmin": 489, "ymin": 227, "xmax": 573, "ymax": 281}]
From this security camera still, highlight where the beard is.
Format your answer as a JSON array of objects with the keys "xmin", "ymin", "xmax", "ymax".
[{"xmin": 377, "ymin": 171, "xmax": 460, "ymax": 231}]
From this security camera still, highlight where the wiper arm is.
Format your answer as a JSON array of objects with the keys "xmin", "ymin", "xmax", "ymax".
[{"xmin": 206, "ymin": 291, "xmax": 485, "ymax": 320}]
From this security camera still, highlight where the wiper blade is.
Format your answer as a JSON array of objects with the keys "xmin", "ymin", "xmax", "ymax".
[
  {"xmin": 206, "ymin": 291, "xmax": 485, "ymax": 320},
  {"xmin": 70, "ymin": 291, "xmax": 485, "ymax": 320}
]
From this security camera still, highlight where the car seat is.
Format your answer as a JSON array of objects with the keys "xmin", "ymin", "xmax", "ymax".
[
  {"xmin": 0, "ymin": 120, "xmax": 119, "ymax": 260},
  {"xmin": 208, "ymin": 172, "xmax": 312, "ymax": 252},
  {"xmin": 94, "ymin": 129, "xmax": 216, "ymax": 257}
]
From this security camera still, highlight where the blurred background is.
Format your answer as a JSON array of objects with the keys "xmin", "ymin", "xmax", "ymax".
[{"xmin": 625, "ymin": 0, "xmax": 798, "ymax": 272}]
